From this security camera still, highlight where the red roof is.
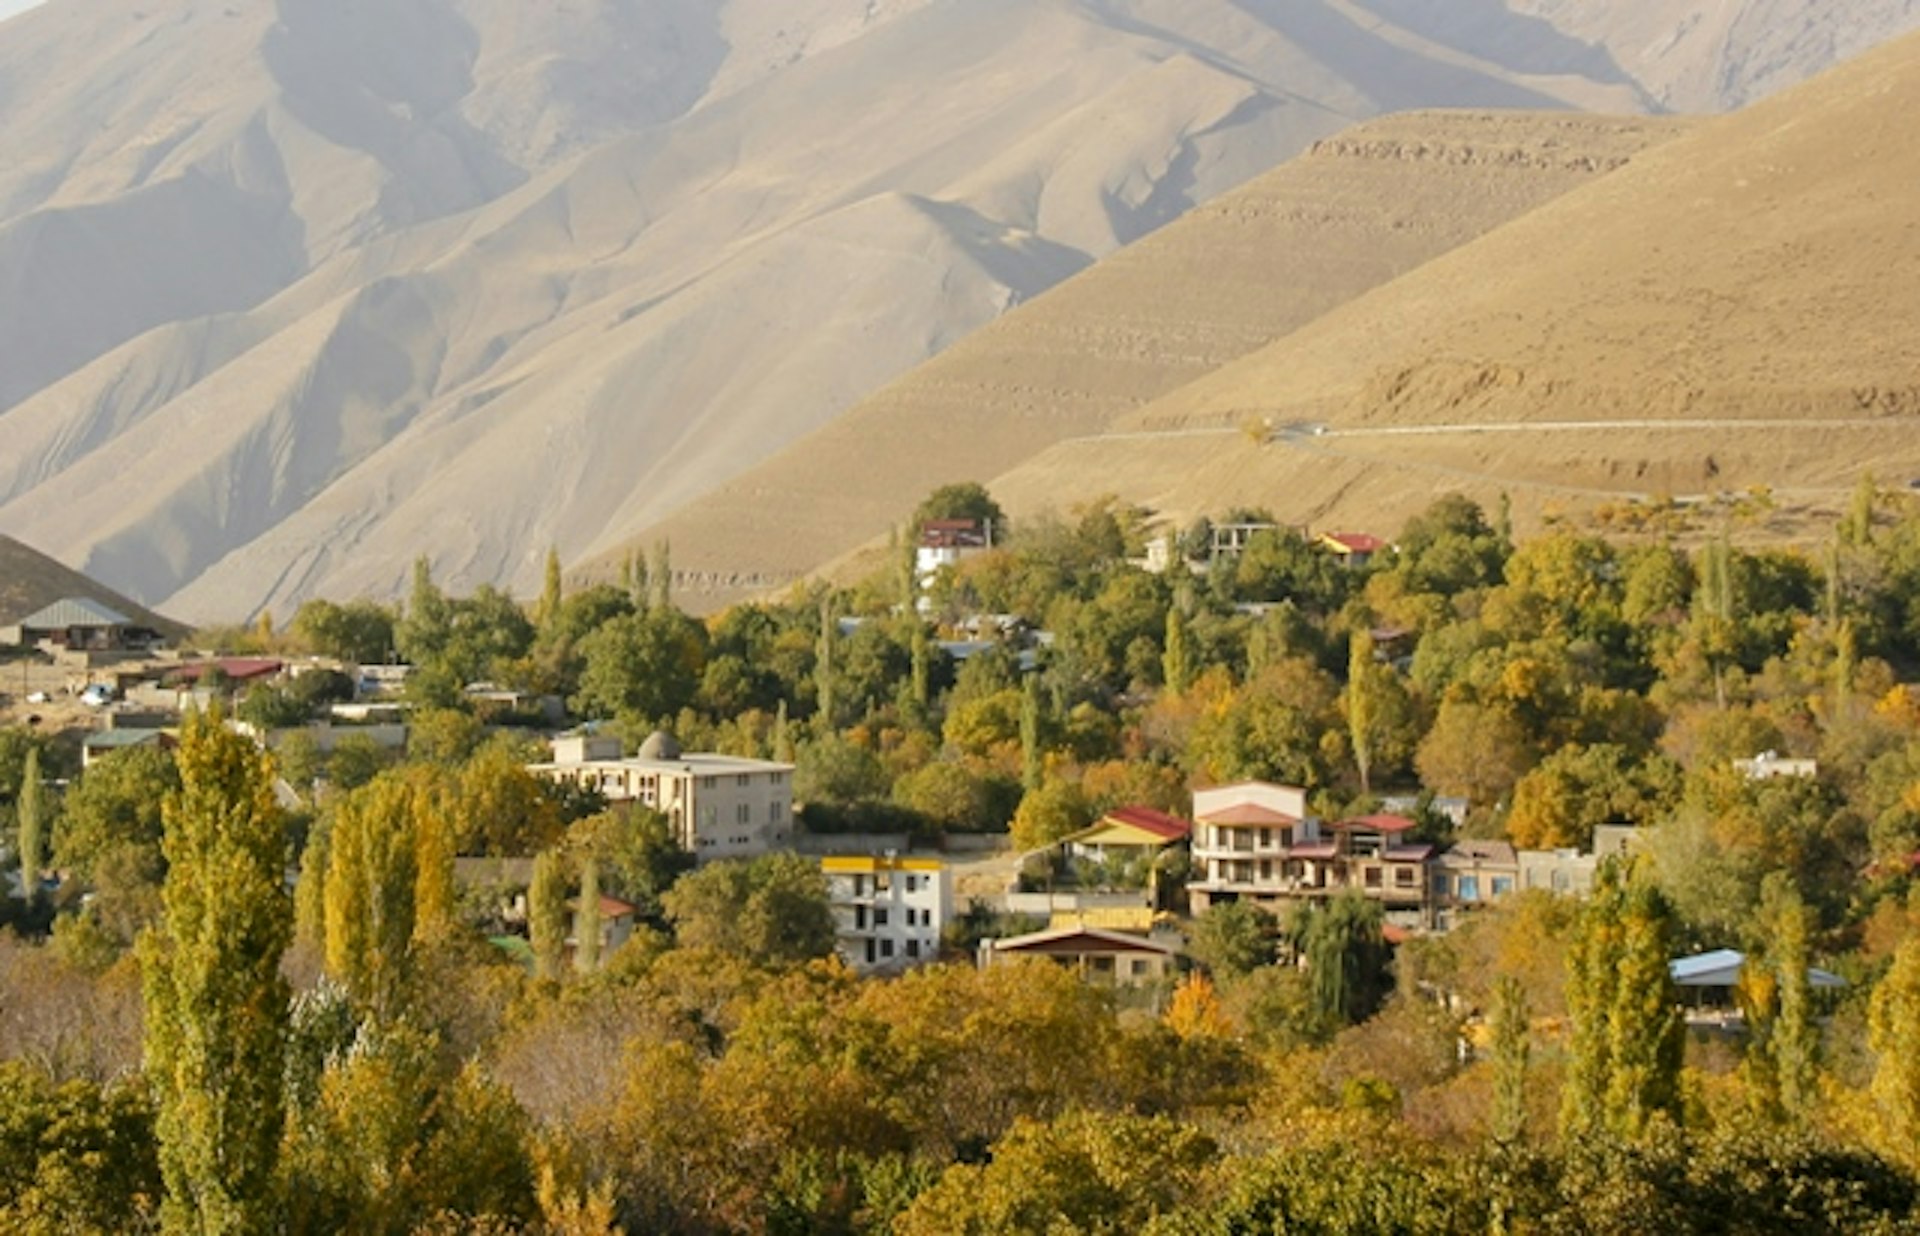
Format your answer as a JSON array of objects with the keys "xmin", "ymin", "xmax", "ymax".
[
  {"xmin": 1101, "ymin": 806, "xmax": 1192, "ymax": 842},
  {"xmin": 1384, "ymin": 844, "xmax": 1435, "ymax": 863},
  {"xmin": 1382, "ymin": 924, "xmax": 1415, "ymax": 945},
  {"xmin": 1332, "ymin": 814, "xmax": 1418, "ymax": 834},
  {"xmin": 168, "ymin": 658, "xmax": 284, "ymax": 684},
  {"xmin": 1198, "ymin": 802, "xmax": 1300, "ymax": 826},
  {"xmin": 1289, "ymin": 842, "xmax": 1340, "ymax": 860},
  {"xmin": 1323, "ymin": 532, "xmax": 1388, "ymax": 554}
]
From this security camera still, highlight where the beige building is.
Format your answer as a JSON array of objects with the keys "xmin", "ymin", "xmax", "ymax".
[
  {"xmin": 979, "ymin": 925, "xmax": 1177, "ymax": 987},
  {"xmin": 823, "ymin": 855, "xmax": 950, "ymax": 972},
  {"xmin": 529, "ymin": 731, "xmax": 794, "ymax": 860}
]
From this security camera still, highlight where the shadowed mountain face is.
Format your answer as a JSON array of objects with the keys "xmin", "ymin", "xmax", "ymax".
[{"xmin": 0, "ymin": 0, "xmax": 1913, "ymax": 621}]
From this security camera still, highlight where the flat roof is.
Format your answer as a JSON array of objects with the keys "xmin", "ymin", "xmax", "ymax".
[
  {"xmin": 821, "ymin": 855, "xmax": 944, "ymax": 874},
  {"xmin": 532, "ymin": 753, "xmax": 795, "ymax": 776}
]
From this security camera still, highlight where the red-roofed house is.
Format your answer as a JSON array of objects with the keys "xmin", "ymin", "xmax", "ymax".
[
  {"xmin": 1065, "ymin": 806, "xmax": 1192, "ymax": 861},
  {"xmin": 979, "ymin": 925, "xmax": 1176, "ymax": 987},
  {"xmin": 1187, "ymin": 782, "xmax": 1435, "ymax": 928},
  {"xmin": 1317, "ymin": 531, "xmax": 1389, "ymax": 567}
]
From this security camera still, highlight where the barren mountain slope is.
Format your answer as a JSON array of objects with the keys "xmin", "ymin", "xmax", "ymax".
[
  {"xmin": 1, "ymin": 1, "xmax": 1913, "ymax": 621},
  {"xmin": 596, "ymin": 110, "xmax": 1689, "ymax": 606},
  {"xmin": 0, "ymin": 536, "xmax": 184, "ymax": 636},
  {"xmin": 980, "ymin": 28, "xmax": 1920, "ymax": 548}
]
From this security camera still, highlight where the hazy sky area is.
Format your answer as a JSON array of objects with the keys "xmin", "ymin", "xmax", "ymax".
[{"xmin": 0, "ymin": 0, "xmax": 43, "ymax": 20}]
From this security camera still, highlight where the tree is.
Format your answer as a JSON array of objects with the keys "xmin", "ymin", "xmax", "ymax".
[
  {"xmin": 1415, "ymin": 698, "xmax": 1532, "ymax": 814},
  {"xmin": 1560, "ymin": 861, "xmax": 1683, "ymax": 1143},
  {"xmin": 571, "ymin": 609, "xmax": 706, "ymax": 724},
  {"xmin": 1162, "ymin": 608, "xmax": 1193, "ymax": 698},
  {"xmin": 16, "ymin": 746, "xmax": 44, "ymax": 904},
  {"xmin": 528, "ymin": 850, "xmax": 569, "ymax": 982},
  {"xmin": 324, "ymin": 776, "xmax": 421, "ymax": 1022},
  {"xmin": 56, "ymin": 745, "xmax": 179, "ymax": 945},
  {"xmin": 1187, "ymin": 901, "xmax": 1277, "ymax": 980},
  {"xmin": 537, "ymin": 546, "xmax": 564, "ymax": 630},
  {"xmin": 1868, "ymin": 923, "xmax": 1920, "ymax": 1171},
  {"xmin": 1505, "ymin": 744, "xmax": 1678, "ymax": 852},
  {"xmin": 1490, "ymin": 975, "xmax": 1530, "ymax": 1145},
  {"xmin": 911, "ymin": 482, "xmax": 1005, "ymax": 540},
  {"xmin": 456, "ymin": 744, "xmax": 563, "ymax": 856},
  {"xmin": 1766, "ymin": 877, "xmax": 1818, "ymax": 1124},
  {"xmin": 1299, "ymin": 893, "xmax": 1391, "ymax": 1027},
  {"xmin": 291, "ymin": 599, "xmax": 396, "ymax": 665},
  {"xmin": 1010, "ymin": 780, "xmax": 1094, "ymax": 854},
  {"xmin": 1346, "ymin": 629, "xmax": 1376, "ymax": 794},
  {"xmin": 1019, "ymin": 674, "xmax": 1043, "ymax": 792},
  {"xmin": 662, "ymin": 853, "xmax": 834, "ymax": 966},
  {"xmin": 574, "ymin": 856, "xmax": 601, "ymax": 975},
  {"xmin": 140, "ymin": 711, "xmax": 293, "ymax": 1233}
]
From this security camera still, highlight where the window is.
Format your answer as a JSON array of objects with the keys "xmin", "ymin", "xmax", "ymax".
[
  {"xmin": 1395, "ymin": 867, "xmax": 1415, "ymax": 887},
  {"xmin": 1432, "ymin": 872, "xmax": 1450, "ymax": 895},
  {"xmin": 1492, "ymin": 876, "xmax": 1514, "ymax": 897},
  {"xmin": 701, "ymin": 776, "xmax": 718, "ymax": 789},
  {"xmin": 873, "ymin": 908, "xmax": 889, "ymax": 927},
  {"xmin": 1552, "ymin": 870, "xmax": 1570, "ymax": 893},
  {"xmin": 1258, "ymin": 827, "xmax": 1272, "ymax": 850},
  {"xmin": 854, "ymin": 906, "xmax": 866, "ymax": 929},
  {"xmin": 736, "ymin": 803, "xmax": 751, "ymax": 824},
  {"xmin": 770, "ymin": 801, "xmax": 785, "ymax": 821},
  {"xmin": 1364, "ymin": 867, "xmax": 1383, "ymax": 888},
  {"xmin": 864, "ymin": 939, "xmax": 876, "ymax": 965},
  {"xmin": 1280, "ymin": 827, "xmax": 1294, "ymax": 848},
  {"xmin": 906, "ymin": 940, "xmax": 920, "ymax": 959},
  {"xmin": 737, "ymin": 773, "xmax": 752, "ymax": 787},
  {"xmin": 880, "ymin": 939, "xmax": 894, "ymax": 959},
  {"xmin": 1459, "ymin": 876, "xmax": 1481, "ymax": 902},
  {"xmin": 770, "ymin": 771, "xmax": 784, "ymax": 785}
]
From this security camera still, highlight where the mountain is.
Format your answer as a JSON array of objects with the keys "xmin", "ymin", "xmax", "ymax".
[
  {"xmin": 0, "ymin": 1, "xmax": 1913, "ymax": 620},
  {"xmin": 0, "ymin": 535, "xmax": 184, "ymax": 637},
  {"xmin": 594, "ymin": 108, "xmax": 1691, "ymax": 606},
  {"xmin": 971, "ymin": 26, "xmax": 1920, "ymax": 547}
]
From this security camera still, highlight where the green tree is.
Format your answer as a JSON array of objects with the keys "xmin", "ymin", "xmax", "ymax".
[
  {"xmin": 323, "ymin": 776, "xmax": 421, "ymax": 1022},
  {"xmin": 1490, "ymin": 975, "xmax": 1530, "ymax": 1145},
  {"xmin": 55, "ymin": 744, "xmax": 179, "ymax": 945},
  {"xmin": 1766, "ymin": 877, "xmax": 1818, "ymax": 1124},
  {"xmin": 1868, "ymin": 923, "xmax": 1920, "ymax": 1171},
  {"xmin": 574, "ymin": 855, "xmax": 601, "ymax": 975},
  {"xmin": 571, "ymin": 609, "xmax": 706, "ymax": 724},
  {"xmin": 537, "ymin": 546, "xmax": 564, "ymax": 630},
  {"xmin": 1299, "ymin": 893, "xmax": 1391, "ymax": 1027},
  {"xmin": 1019, "ymin": 674, "xmax": 1043, "ymax": 792},
  {"xmin": 1162, "ymin": 608, "xmax": 1193, "ymax": 698},
  {"xmin": 1346, "ymin": 629, "xmax": 1376, "ymax": 794},
  {"xmin": 140, "ymin": 711, "xmax": 293, "ymax": 1233},
  {"xmin": 1561, "ymin": 861, "xmax": 1683, "ymax": 1143},
  {"xmin": 291, "ymin": 598, "xmax": 396, "ymax": 665},
  {"xmin": 16, "ymin": 746, "xmax": 44, "ymax": 904},
  {"xmin": 662, "ymin": 853, "xmax": 835, "ymax": 966},
  {"xmin": 911, "ymin": 482, "xmax": 1005, "ymax": 539},
  {"xmin": 1010, "ymin": 780, "xmax": 1094, "ymax": 854},
  {"xmin": 528, "ymin": 849, "xmax": 568, "ymax": 982},
  {"xmin": 1187, "ymin": 901, "xmax": 1277, "ymax": 980}
]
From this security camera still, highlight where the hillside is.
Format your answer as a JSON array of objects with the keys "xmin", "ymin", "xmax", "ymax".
[
  {"xmin": 596, "ymin": 109, "xmax": 1691, "ymax": 605},
  {"xmin": 0, "ymin": 1, "xmax": 1913, "ymax": 620},
  {"xmin": 0, "ymin": 536, "xmax": 184, "ymax": 637},
  {"xmin": 978, "ymin": 27, "xmax": 1920, "ymax": 546}
]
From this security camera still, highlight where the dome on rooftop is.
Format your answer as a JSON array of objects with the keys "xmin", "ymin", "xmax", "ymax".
[{"xmin": 637, "ymin": 730, "xmax": 682, "ymax": 761}]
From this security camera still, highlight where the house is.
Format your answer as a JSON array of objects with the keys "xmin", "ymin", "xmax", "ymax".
[
  {"xmin": 1064, "ymin": 806, "xmax": 1192, "ymax": 865},
  {"xmin": 1734, "ymin": 751, "xmax": 1819, "ymax": 780},
  {"xmin": 569, "ymin": 893, "xmax": 641, "ymax": 958},
  {"xmin": 1188, "ymin": 782, "xmax": 1315, "ymax": 915},
  {"xmin": 1317, "ymin": 531, "xmax": 1389, "ymax": 568},
  {"xmin": 915, "ymin": 519, "xmax": 993, "ymax": 606},
  {"xmin": 1428, "ymin": 839, "xmax": 1519, "ymax": 931},
  {"xmin": 2, "ymin": 597, "xmax": 162, "ymax": 653},
  {"xmin": 80, "ymin": 728, "xmax": 177, "ymax": 769},
  {"xmin": 1670, "ymin": 948, "xmax": 1846, "ymax": 1026},
  {"xmin": 1187, "ymin": 783, "xmax": 1434, "ymax": 928},
  {"xmin": 822, "ymin": 855, "xmax": 950, "ymax": 972},
  {"xmin": 165, "ymin": 658, "xmax": 286, "ymax": 688},
  {"xmin": 529, "ymin": 730, "xmax": 795, "ymax": 860},
  {"xmin": 978, "ymin": 924, "xmax": 1177, "ymax": 987}
]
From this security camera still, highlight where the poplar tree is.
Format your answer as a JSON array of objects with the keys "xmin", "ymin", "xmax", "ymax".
[
  {"xmin": 1162, "ymin": 608, "xmax": 1192, "ymax": 697},
  {"xmin": 141, "ymin": 710, "xmax": 293, "ymax": 1233},
  {"xmin": 910, "ymin": 622, "xmax": 931, "ymax": 708},
  {"xmin": 1561, "ymin": 860, "xmax": 1684, "ymax": 1142},
  {"xmin": 651, "ymin": 539, "xmax": 673, "ymax": 612},
  {"xmin": 1868, "ymin": 924, "xmax": 1920, "ymax": 1171},
  {"xmin": 537, "ymin": 546, "xmax": 564, "ymax": 630},
  {"xmin": 772, "ymin": 700, "xmax": 795, "ymax": 765},
  {"xmin": 1490, "ymin": 975, "xmax": 1530, "ymax": 1145},
  {"xmin": 1767, "ymin": 876, "xmax": 1819, "ymax": 1123},
  {"xmin": 814, "ymin": 595, "xmax": 836, "ymax": 730},
  {"xmin": 323, "ymin": 776, "xmax": 419, "ymax": 1023},
  {"xmin": 574, "ymin": 855, "xmax": 602, "ymax": 975},
  {"xmin": 16, "ymin": 745, "xmax": 43, "ymax": 902},
  {"xmin": 1020, "ymin": 674, "xmax": 1043, "ymax": 793},
  {"xmin": 529, "ymin": 849, "xmax": 568, "ymax": 981},
  {"xmin": 1346, "ymin": 629, "xmax": 1376, "ymax": 795}
]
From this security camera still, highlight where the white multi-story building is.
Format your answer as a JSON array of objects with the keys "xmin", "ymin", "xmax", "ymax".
[
  {"xmin": 822, "ymin": 855, "xmax": 950, "ymax": 972},
  {"xmin": 529, "ymin": 730, "xmax": 794, "ymax": 861}
]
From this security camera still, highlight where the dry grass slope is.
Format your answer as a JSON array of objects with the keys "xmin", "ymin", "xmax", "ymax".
[{"xmin": 595, "ymin": 110, "xmax": 1690, "ymax": 607}]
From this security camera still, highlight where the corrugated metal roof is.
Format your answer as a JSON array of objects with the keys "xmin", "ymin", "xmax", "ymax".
[{"xmin": 19, "ymin": 596, "xmax": 130, "ymax": 628}]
